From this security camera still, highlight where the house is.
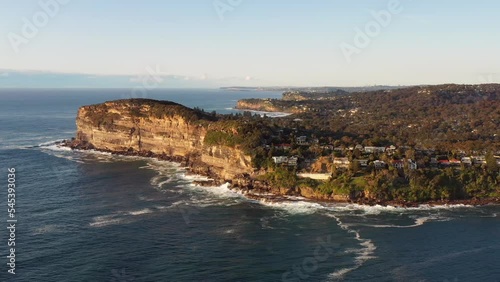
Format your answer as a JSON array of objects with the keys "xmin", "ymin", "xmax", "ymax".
[
  {"xmin": 408, "ymin": 159, "xmax": 418, "ymax": 170},
  {"xmin": 365, "ymin": 147, "xmax": 386, "ymax": 154},
  {"xmin": 296, "ymin": 136, "xmax": 308, "ymax": 145},
  {"xmin": 449, "ymin": 159, "xmax": 461, "ymax": 166},
  {"xmin": 472, "ymin": 156, "xmax": 486, "ymax": 165},
  {"xmin": 373, "ymin": 160, "xmax": 387, "ymax": 169},
  {"xmin": 356, "ymin": 159, "xmax": 369, "ymax": 167},
  {"xmin": 272, "ymin": 156, "xmax": 288, "ymax": 165},
  {"xmin": 287, "ymin": 156, "xmax": 299, "ymax": 166},
  {"xmin": 392, "ymin": 160, "xmax": 404, "ymax": 169},
  {"xmin": 461, "ymin": 157, "xmax": 472, "ymax": 165},
  {"xmin": 334, "ymin": 147, "xmax": 344, "ymax": 152},
  {"xmin": 430, "ymin": 158, "xmax": 438, "ymax": 166},
  {"xmin": 333, "ymin": 157, "xmax": 350, "ymax": 168},
  {"xmin": 386, "ymin": 145, "xmax": 397, "ymax": 155},
  {"xmin": 438, "ymin": 159, "xmax": 450, "ymax": 167},
  {"xmin": 355, "ymin": 144, "xmax": 364, "ymax": 151}
]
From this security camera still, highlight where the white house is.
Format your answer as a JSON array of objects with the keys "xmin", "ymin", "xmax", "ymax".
[
  {"xmin": 373, "ymin": 160, "xmax": 387, "ymax": 169},
  {"xmin": 296, "ymin": 136, "xmax": 308, "ymax": 145},
  {"xmin": 355, "ymin": 159, "xmax": 369, "ymax": 167},
  {"xmin": 355, "ymin": 144, "xmax": 364, "ymax": 151},
  {"xmin": 287, "ymin": 156, "xmax": 299, "ymax": 166},
  {"xmin": 272, "ymin": 156, "xmax": 288, "ymax": 165},
  {"xmin": 461, "ymin": 157, "xmax": 472, "ymax": 165},
  {"xmin": 472, "ymin": 156, "xmax": 486, "ymax": 165},
  {"xmin": 392, "ymin": 160, "xmax": 404, "ymax": 169},
  {"xmin": 333, "ymin": 157, "xmax": 350, "ymax": 168},
  {"xmin": 365, "ymin": 147, "xmax": 386, "ymax": 154}
]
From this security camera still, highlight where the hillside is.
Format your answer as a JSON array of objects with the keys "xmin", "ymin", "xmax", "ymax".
[{"xmin": 237, "ymin": 84, "xmax": 500, "ymax": 151}]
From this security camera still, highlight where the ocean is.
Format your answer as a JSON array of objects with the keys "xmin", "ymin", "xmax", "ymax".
[{"xmin": 0, "ymin": 89, "xmax": 499, "ymax": 282}]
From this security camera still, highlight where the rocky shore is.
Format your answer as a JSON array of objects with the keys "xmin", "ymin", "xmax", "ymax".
[{"xmin": 61, "ymin": 138, "xmax": 500, "ymax": 208}]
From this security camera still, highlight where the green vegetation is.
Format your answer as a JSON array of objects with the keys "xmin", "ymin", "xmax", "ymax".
[
  {"xmin": 83, "ymin": 88, "xmax": 500, "ymax": 204},
  {"xmin": 84, "ymin": 104, "xmax": 121, "ymax": 130},
  {"xmin": 238, "ymin": 84, "xmax": 500, "ymax": 151},
  {"xmin": 204, "ymin": 130, "xmax": 241, "ymax": 147},
  {"xmin": 260, "ymin": 168, "xmax": 299, "ymax": 189},
  {"xmin": 203, "ymin": 119, "xmax": 272, "ymax": 153}
]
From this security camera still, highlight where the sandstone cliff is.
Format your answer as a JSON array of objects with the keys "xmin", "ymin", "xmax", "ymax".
[
  {"xmin": 235, "ymin": 99, "xmax": 305, "ymax": 114},
  {"xmin": 70, "ymin": 99, "xmax": 352, "ymax": 203},
  {"xmin": 73, "ymin": 99, "xmax": 253, "ymax": 180}
]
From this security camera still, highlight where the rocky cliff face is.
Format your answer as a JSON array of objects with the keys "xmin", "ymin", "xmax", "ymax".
[
  {"xmin": 235, "ymin": 99, "xmax": 280, "ymax": 112},
  {"xmin": 236, "ymin": 99, "xmax": 305, "ymax": 114},
  {"xmin": 73, "ymin": 99, "xmax": 253, "ymax": 180}
]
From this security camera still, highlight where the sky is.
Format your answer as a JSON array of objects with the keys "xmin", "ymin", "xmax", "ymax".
[{"xmin": 1, "ymin": 0, "xmax": 500, "ymax": 88}]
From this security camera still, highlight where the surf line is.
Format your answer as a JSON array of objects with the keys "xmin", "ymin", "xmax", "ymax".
[{"xmin": 326, "ymin": 213, "xmax": 377, "ymax": 280}]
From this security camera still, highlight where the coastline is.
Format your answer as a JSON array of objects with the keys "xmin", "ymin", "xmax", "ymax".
[{"xmin": 60, "ymin": 139, "xmax": 500, "ymax": 208}]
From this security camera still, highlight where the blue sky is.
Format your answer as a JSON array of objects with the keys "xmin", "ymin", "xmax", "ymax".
[{"xmin": 1, "ymin": 0, "xmax": 500, "ymax": 88}]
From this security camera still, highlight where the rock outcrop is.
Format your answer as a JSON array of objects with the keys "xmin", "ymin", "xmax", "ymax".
[
  {"xmin": 72, "ymin": 99, "xmax": 253, "ymax": 180},
  {"xmin": 235, "ymin": 99, "xmax": 305, "ymax": 114}
]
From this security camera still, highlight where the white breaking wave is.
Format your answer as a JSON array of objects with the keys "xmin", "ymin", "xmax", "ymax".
[
  {"xmin": 323, "ymin": 203, "xmax": 474, "ymax": 215},
  {"xmin": 127, "ymin": 208, "xmax": 153, "ymax": 216},
  {"xmin": 189, "ymin": 183, "xmax": 243, "ymax": 199},
  {"xmin": 39, "ymin": 143, "xmax": 72, "ymax": 152},
  {"xmin": 326, "ymin": 213, "xmax": 377, "ymax": 280},
  {"xmin": 90, "ymin": 207, "xmax": 158, "ymax": 228},
  {"xmin": 250, "ymin": 196, "xmax": 477, "ymax": 218},
  {"xmin": 178, "ymin": 173, "xmax": 212, "ymax": 182},
  {"xmin": 89, "ymin": 214, "xmax": 127, "ymax": 228},
  {"xmin": 38, "ymin": 139, "xmax": 66, "ymax": 147},
  {"xmin": 258, "ymin": 199, "xmax": 325, "ymax": 215},
  {"xmin": 140, "ymin": 160, "xmax": 185, "ymax": 189},
  {"xmin": 32, "ymin": 224, "xmax": 62, "ymax": 235},
  {"xmin": 355, "ymin": 215, "xmax": 451, "ymax": 229},
  {"xmin": 0, "ymin": 145, "xmax": 32, "ymax": 150}
]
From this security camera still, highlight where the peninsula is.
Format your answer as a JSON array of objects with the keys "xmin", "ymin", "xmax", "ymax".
[{"xmin": 67, "ymin": 84, "xmax": 500, "ymax": 206}]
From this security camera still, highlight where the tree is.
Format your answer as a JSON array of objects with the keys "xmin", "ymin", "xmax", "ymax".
[
  {"xmin": 350, "ymin": 160, "xmax": 361, "ymax": 174},
  {"xmin": 486, "ymin": 152, "xmax": 499, "ymax": 174}
]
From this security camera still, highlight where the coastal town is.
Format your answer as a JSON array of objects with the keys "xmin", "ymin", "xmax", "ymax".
[{"xmin": 267, "ymin": 134, "xmax": 500, "ymax": 178}]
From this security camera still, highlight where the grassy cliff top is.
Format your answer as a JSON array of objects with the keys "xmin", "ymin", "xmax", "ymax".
[{"xmin": 82, "ymin": 98, "xmax": 218, "ymax": 123}]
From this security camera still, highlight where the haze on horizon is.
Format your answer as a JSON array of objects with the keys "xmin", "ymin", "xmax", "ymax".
[{"xmin": 1, "ymin": 0, "xmax": 500, "ymax": 88}]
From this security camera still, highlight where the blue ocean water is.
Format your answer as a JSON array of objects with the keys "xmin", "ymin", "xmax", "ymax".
[{"xmin": 0, "ymin": 89, "xmax": 499, "ymax": 282}]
